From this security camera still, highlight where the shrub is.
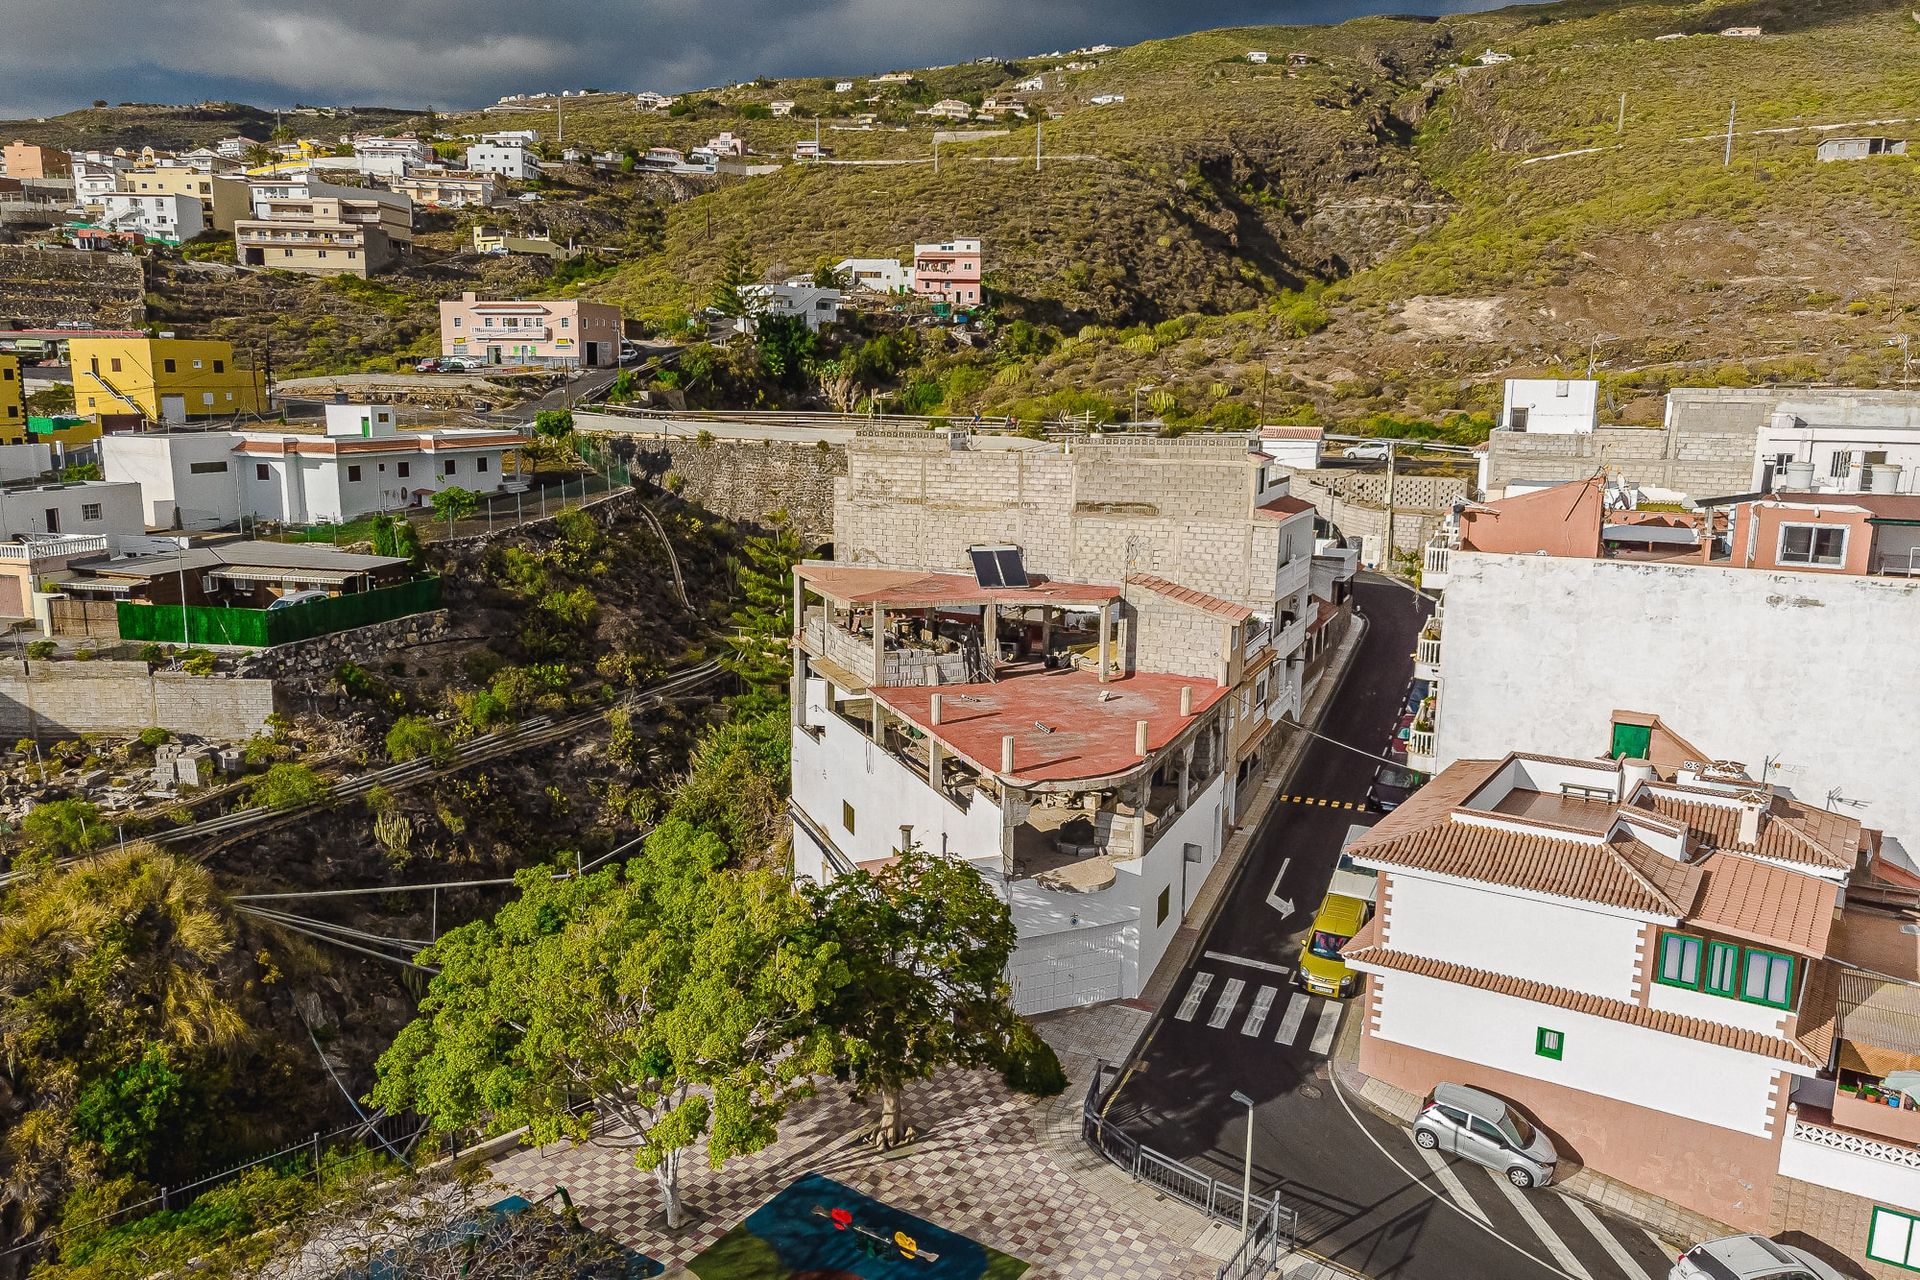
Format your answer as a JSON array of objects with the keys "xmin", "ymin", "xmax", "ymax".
[
  {"xmin": 180, "ymin": 651, "xmax": 218, "ymax": 676},
  {"xmin": 137, "ymin": 644, "xmax": 164, "ymax": 665},
  {"xmin": 25, "ymin": 640, "xmax": 56, "ymax": 660},
  {"xmin": 136, "ymin": 728, "xmax": 169, "ymax": 751},
  {"xmin": 385, "ymin": 715, "xmax": 451, "ymax": 764},
  {"xmin": 248, "ymin": 763, "xmax": 330, "ymax": 811},
  {"xmin": 997, "ymin": 1020, "xmax": 1067, "ymax": 1097}
]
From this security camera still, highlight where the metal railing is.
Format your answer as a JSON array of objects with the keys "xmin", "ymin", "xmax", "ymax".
[
  {"xmin": 1416, "ymin": 635, "xmax": 1443, "ymax": 672},
  {"xmin": 1082, "ymin": 1061, "xmax": 1297, "ymax": 1277}
]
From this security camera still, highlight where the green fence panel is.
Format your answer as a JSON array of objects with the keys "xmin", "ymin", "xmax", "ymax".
[{"xmin": 117, "ymin": 577, "xmax": 441, "ymax": 648}]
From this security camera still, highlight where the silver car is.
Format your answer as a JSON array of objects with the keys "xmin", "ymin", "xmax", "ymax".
[
  {"xmin": 1669, "ymin": 1234, "xmax": 1846, "ymax": 1280},
  {"xmin": 1412, "ymin": 1083, "xmax": 1559, "ymax": 1188}
]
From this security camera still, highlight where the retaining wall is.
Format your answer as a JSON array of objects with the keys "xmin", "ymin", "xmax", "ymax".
[{"xmin": 0, "ymin": 658, "xmax": 274, "ymax": 739}]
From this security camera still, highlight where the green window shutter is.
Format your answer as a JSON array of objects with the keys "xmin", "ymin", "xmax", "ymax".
[
  {"xmin": 1655, "ymin": 932, "xmax": 1703, "ymax": 989},
  {"xmin": 1535, "ymin": 1027, "xmax": 1564, "ymax": 1060},
  {"xmin": 1610, "ymin": 721, "xmax": 1652, "ymax": 760},
  {"xmin": 1705, "ymin": 941, "xmax": 1741, "ymax": 997},
  {"xmin": 1741, "ymin": 948, "xmax": 1795, "ymax": 1009}
]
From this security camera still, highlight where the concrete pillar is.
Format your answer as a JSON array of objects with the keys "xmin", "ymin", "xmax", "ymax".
[
  {"xmin": 1040, "ymin": 606, "xmax": 1053, "ymax": 658},
  {"xmin": 871, "ymin": 603, "xmax": 886, "ymax": 683},
  {"xmin": 928, "ymin": 737, "xmax": 942, "ymax": 789},
  {"xmin": 1135, "ymin": 718, "xmax": 1149, "ymax": 756},
  {"xmin": 1179, "ymin": 741, "xmax": 1194, "ymax": 809},
  {"xmin": 1001, "ymin": 733, "xmax": 1015, "ymax": 774},
  {"xmin": 983, "ymin": 600, "xmax": 998, "ymax": 676},
  {"xmin": 930, "ymin": 692, "xmax": 944, "ymax": 724},
  {"xmin": 791, "ymin": 650, "xmax": 807, "ymax": 730},
  {"xmin": 870, "ymin": 696, "xmax": 883, "ymax": 741},
  {"xmin": 1180, "ymin": 685, "xmax": 1193, "ymax": 716},
  {"xmin": 1097, "ymin": 602, "xmax": 1112, "ymax": 683}
]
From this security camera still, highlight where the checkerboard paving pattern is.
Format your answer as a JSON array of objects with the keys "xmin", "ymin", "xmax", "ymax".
[{"xmin": 489, "ymin": 1067, "xmax": 1217, "ymax": 1279}]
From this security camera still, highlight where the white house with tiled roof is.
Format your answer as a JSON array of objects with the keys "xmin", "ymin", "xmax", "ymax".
[{"xmin": 1344, "ymin": 711, "xmax": 1920, "ymax": 1277}]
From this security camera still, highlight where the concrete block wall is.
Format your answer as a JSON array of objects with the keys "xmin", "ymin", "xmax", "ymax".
[
  {"xmin": 1485, "ymin": 423, "xmax": 1759, "ymax": 500},
  {"xmin": 0, "ymin": 658, "xmax": 274, "ymax": 740},
  {"xmin": 588, "ymin": 434, "xmax": 846, "ymax": 545},
  {"xmin": 1287, "ymin": 468, "xmax": 1467, "ymax": 560},
  {"xmin": 1123, "ymin": 588, "xmax": 1230, "ymax": 684}
]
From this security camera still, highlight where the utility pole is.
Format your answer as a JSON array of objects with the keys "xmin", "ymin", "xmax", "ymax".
[
  {"xmin": 1616, "ymin": 92, "xmax": 1626, "ymax": 133},
  {"xmin": 933, "ymin": 137, "xmax": 939, "ymax": 174},
  {"xmin": 1035, "ymin": 118, "xmax": 1042, "ymax": 173},
  {"xmin": 1385, "ymin": 440, "xmax": 1399, "ymax": 564},
  {"xmin": 557, "ymin": 96, "xmax": 565, "ymax": 147},
  {"xmin": 1724, "ymin": 99, "xmax": 1736, "ymax": 167}
]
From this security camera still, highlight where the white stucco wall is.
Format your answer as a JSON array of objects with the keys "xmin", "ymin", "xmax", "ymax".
[
  {"xmin": 0, "ymin": 481, "xmax": 145, "ymax": 539},
  {"xmin": 1502, "ymin": 378, "xmax": 1599, "ymax": 434},
  {"xmin": 1436, "ymin": 552, "xmax": 1920, "ymax": 858},
  {"xmin": 1647, "ymin": 977, "xmax": 1793, "ymax": 1037},
  {"xmin": 792, "ymin": 679, "xmax": 1007, "ymax": 868},
  {"xmin": 1779, "ymin": 1118, "xmax": 1920, "ymax": 1215},
  {"xmin": 1371, "ymin": 968, "xmax": 1795, "ymax": 1137},
  {"xmin": 103, "ymin": 433, "xmax": 241, "ymax": 528},
  {"xmin": 1379, "ymin": 871, "xmax": 1646, "ymax": 1000}
]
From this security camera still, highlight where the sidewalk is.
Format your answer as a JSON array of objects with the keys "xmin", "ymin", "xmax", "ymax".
[{"xmin": 1139, "ymin": 611, "xmax": 1371, "ymax": 1012}]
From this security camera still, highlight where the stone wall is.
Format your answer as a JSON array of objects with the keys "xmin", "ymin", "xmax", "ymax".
[
  {"xmin": 236, "ymin": 610, "xmax": 454, "ymax": 696},
  {"xmin": 0, "ymin": 245, "xmax": 145, "ymax": 329},
  {"xmin": 0, "ymin": 658, "xmax": 274, "ymax": 740},
  {"xmin": 573, "ymin": 423, "xmax": 847, "ymax": 544}
]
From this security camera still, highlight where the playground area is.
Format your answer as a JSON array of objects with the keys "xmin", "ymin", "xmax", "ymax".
[{"xmin": 686, "ymin": 1174, "xmax": 1028, "ymax": 1280}]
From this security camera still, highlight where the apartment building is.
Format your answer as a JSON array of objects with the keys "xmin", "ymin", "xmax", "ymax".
[
  {"xmin": 1415, "ymin": 474, "xmax": 1920, "ymax": 856},
  {"xmin": 102, "ymin": 402, "xmax": 527, "ymax": 526},
  {"xmin": 236, "ymin": 195, "xmax": 405, "ymax": 276},
  {"xmin": 96, "ymin": 192, "xmax": 202, "ymax": 245},
  {"xmin": 742, "ymin": 283, "xmax": 841, "ymax": 331},
  {"xmin": 464, "ymin": 141, "xmax": 539, "ymax": 180},
  {"xmin": 2, "ymin": 140, "xmax": 70, "ymax": 180},
  {"xmin": 1345, "ymin": 712, "xmax": 1920, "ymax": 1277},
  {"xmin": 386, "ymin": 169, "xmax": 497, "ymax": 208},
  {"xmin": 122, "ymin": 164, "xmax": 250, "ymax": 233},
  {"xmin": 68, "ymin": 336, "xmax": 261, "ymax": 424},
  {"xmin": 789, "ymin": 430, "xmax": 1322, "ymax": 1014},
  {"xmin": 912, "ymin": 237, "xmax": 983, "ymax": 306},
  {"xmin": 835, "ymin": 257, "xmax": 913, "ymax": 293},
  {"xmin": 69, "ymin": 150, "xmax": 134, "ymax": 205},
  {"xmin": 438, "ymin": 293, "xmax": 622, "ymax": 368},
  {"xmin": 349, "ymin": 133, "xmax": 434, "ymax": 178}
]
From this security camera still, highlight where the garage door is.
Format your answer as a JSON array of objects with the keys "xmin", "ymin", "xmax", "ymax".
[{"xmin": 1009, "ymin": 924, "xmax": 1127, "ymax": 1014}]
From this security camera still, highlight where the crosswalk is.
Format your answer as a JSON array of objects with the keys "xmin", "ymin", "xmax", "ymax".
[
  {"xmin": 1170, "ymin": 968, "xmax": 1345, "ymax": 1053},
  {"xmin": 1411, "ymin": 1142, "xmax": 1667, "ymax": 1280}
]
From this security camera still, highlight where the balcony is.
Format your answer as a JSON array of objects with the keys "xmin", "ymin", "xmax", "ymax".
[
  {"xmin": 1422, "ymin": 541, "xmax": 1452, "ymax": 592},
  {"xmin": 1272, "ymin": 610, "xmax": 1310, "ymax": 662},
  {"xmin": 1781, "ymin": 1104, "xmax": 1920, "ymax": 1211},
  {"xmin": 1276, "ymin": 554, "xmax": 1312, "ymax": 603},
  {"xmin": 0, "ymin": 534, "xmax": 109, "ymax": 561},
  {"xmin": 1414, "ymin": 632, "xmax": 1442, "ymax": 683},
  {"xmin": 1406, "ymin": 726, "xmax": 1437, "ymax": 774},
  {"xmin": 1833, "ymin": 1086, "xmax": 1920, "ymax": 1145}
]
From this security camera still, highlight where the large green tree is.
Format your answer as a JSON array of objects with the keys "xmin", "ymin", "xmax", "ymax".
[
  {"xmin": 799, "ymin": 844, "xmax": 1027, "ymax": 1149},
  {"xmin": 707, "ymin": 243, "xmax": 764, "ymax": 323},
  {"xmin": 370, "ymin": 827, "xmax": 844, "ymax": 1228}
]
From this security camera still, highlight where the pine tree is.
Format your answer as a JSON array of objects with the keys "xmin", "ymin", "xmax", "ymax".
[{"xmin": 721, "ymin": 516, "xmax": 803, "ymax": 714}]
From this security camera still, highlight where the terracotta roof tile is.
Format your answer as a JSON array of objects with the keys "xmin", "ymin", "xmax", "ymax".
[
  {"xmin": 1260, "ymin": 425, "xmax": 1324, "ymax": 440},
  {"xmin": 1353, "ymin": 818, "xmax": 1699, "ymax": 916},
  {"xmin": 1347, "ymin": 759, "xmax": 1504, "ymax": 851},
  {"xmin": 1637, "ymin": 789, "xmax": 1859, "ymax": 871},
  {"xmin": 1343, "ymin": 942, "xmax": 1821, "ymax": 1067},
  {"xmin": 1125, "ymin": 574, "xmax": 1253, "ymax": 622},
  {"xmin": 1691, "ymin": 851, "xmax": 1839, "ymax": 956},
  {"xmin": 1793, "ymin": 959, "xmax": 1840, "ymax": 1066}
]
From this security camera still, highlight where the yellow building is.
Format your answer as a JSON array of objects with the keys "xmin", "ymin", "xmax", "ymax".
[
  {"xmin": 122, "ymin": 166, "xmax": 251, "ymax": 233},
  {"xmin": 0, "ymin": 354, "xmax": 24, "ymax": 444},
  {"xmin": 69, "ymin": 337, "xmax": 262, "ymax": 424}
]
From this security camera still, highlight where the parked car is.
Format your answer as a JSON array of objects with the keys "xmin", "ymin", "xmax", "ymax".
[
  {"xmin": 1412, "ymin": 1084, "xmax": 1559, "ymax": 1189},
  {"xmin": 415, "ymin": 357, "xmax": 442, "ymax": 373},
  {"xmin": 441, "ymin": 356, "xmax": 483, "ymax": 372},
  {"xmin": 1294, "ymin": 855, "xmax": 1378, "ymax": 998},
  {"xmin": 1342, "ymin": 441, "xmax": 1392, "ymax": 462},
  {"xmin": 1367, "ymin": 761, "xmax": 1425, "ymax": 812},
  {"xmin": 1669, "ymin": 1235, "xmax": 1847, "ymax": 1280},
  {"xmin": 618, "ymin": 341, "xmax": 642, "ymax": 364},
  {"xmin": 268, "ymin": 589, "xmax": 331, "ymax": 611},
  {"xmin": 1405, "ymin": 678, "xmax": 1432, "ymax": 715}
]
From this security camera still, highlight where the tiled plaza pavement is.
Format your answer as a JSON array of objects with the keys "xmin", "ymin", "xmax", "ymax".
[{"xmin": 489, "ymin": 1060, "xmax": 1219, "ymax": 1280}]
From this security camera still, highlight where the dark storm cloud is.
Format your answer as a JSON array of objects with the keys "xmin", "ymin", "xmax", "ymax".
[{"xmin": 0, "ymin": 0, "xmax": 1506, "ymax": 117}]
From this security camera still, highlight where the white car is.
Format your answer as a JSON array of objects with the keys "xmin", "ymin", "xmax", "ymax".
[
  {"xmin": 1670, "ymin": 1235, "xmax": 1847, "ymax": 1280},
  {"xmin": 1342, "ymin": 441, "xmax": 1393, "ymax": 461}
]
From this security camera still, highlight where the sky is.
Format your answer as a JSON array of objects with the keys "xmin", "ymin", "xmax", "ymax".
[{"xmin": 0, "ymin": 0, "xmax": 1510, "ymax": 120}]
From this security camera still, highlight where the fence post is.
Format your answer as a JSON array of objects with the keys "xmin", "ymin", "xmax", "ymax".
[{"xmin": 310, "ymin": 1130, "xmax": 321, "ymax": 1184}]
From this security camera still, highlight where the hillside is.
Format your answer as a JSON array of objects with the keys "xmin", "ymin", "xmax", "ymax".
[
  {"xmin": 16, "ymin": 0, "xmax": 1920, "ymax": 428},
  {"xmin": 0, "ymin": 100, "xmax": 423, "ymax": 152}
]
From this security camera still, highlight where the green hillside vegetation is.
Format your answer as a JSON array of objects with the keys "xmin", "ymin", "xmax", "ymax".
[{"xmin": 0, "ymin": 102, "xmax": 423, "ymax": 153}]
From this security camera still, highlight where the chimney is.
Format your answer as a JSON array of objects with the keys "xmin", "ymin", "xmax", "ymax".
[
  {"xmin": 1736, "ymin": 791, "xmax": 1767, "ymax": 846},
  {"xmin": 1135, "ymin": 719, "xmax": 1150, "ymax": 756},
  {"xmin": 930, "ymin": 692, "xmax": 943, "ymax": 725},
  {"xmin": 1001, "ymin": 734, "xmax": 1015, "ymax": 773},
  {"xmin": 1180, "ymin": 686, "xmax": 1193, "ymax": 716}
]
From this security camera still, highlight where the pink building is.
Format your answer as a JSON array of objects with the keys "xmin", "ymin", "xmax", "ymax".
[
  {"xmin": 912, "ymin": 237, "xmax": 982, "ymax": 307},
  {"xmin": 438, "ymin": 292, "xmax": 623, "ymax": 368}
]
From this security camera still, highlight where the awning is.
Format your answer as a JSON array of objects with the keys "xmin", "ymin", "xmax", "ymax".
[
  {"xmin": 213, "ymin": 567, "xmax": 357, "ymax": 585},
  {"xmin": 1840, "ymin": 1040, "xmax": 1920, "ymax": 1078}
]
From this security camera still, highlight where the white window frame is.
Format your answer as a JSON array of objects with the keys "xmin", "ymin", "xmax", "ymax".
[{"xmin": 1777, "ymin": 523, "xmax": 1847, "ymax": 567}]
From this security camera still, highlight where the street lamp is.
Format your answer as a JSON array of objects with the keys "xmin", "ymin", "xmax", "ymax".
[
  {"xmin": 1133, "ymin": 383, "xmax": 1156, "ymax": 424},
  {"xmin": 1229, "ymin": 1089, "xmax": 1256, "ymax": 1252}
]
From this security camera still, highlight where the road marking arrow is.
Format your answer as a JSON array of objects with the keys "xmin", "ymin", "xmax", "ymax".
[{"xmin": 1267, "ymin": 859, "xmax": 1294, "ymax": 916}]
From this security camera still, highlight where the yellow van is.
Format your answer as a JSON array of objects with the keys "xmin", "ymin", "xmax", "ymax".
[{"xmin": 1294, "ymin": 854, "xmax": 1378, "ymax": 999}]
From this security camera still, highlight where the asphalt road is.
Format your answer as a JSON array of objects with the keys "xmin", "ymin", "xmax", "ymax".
[{"xmin": 1102, "ymin": 577, "xmax": 1680, "ymax": 1280}]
